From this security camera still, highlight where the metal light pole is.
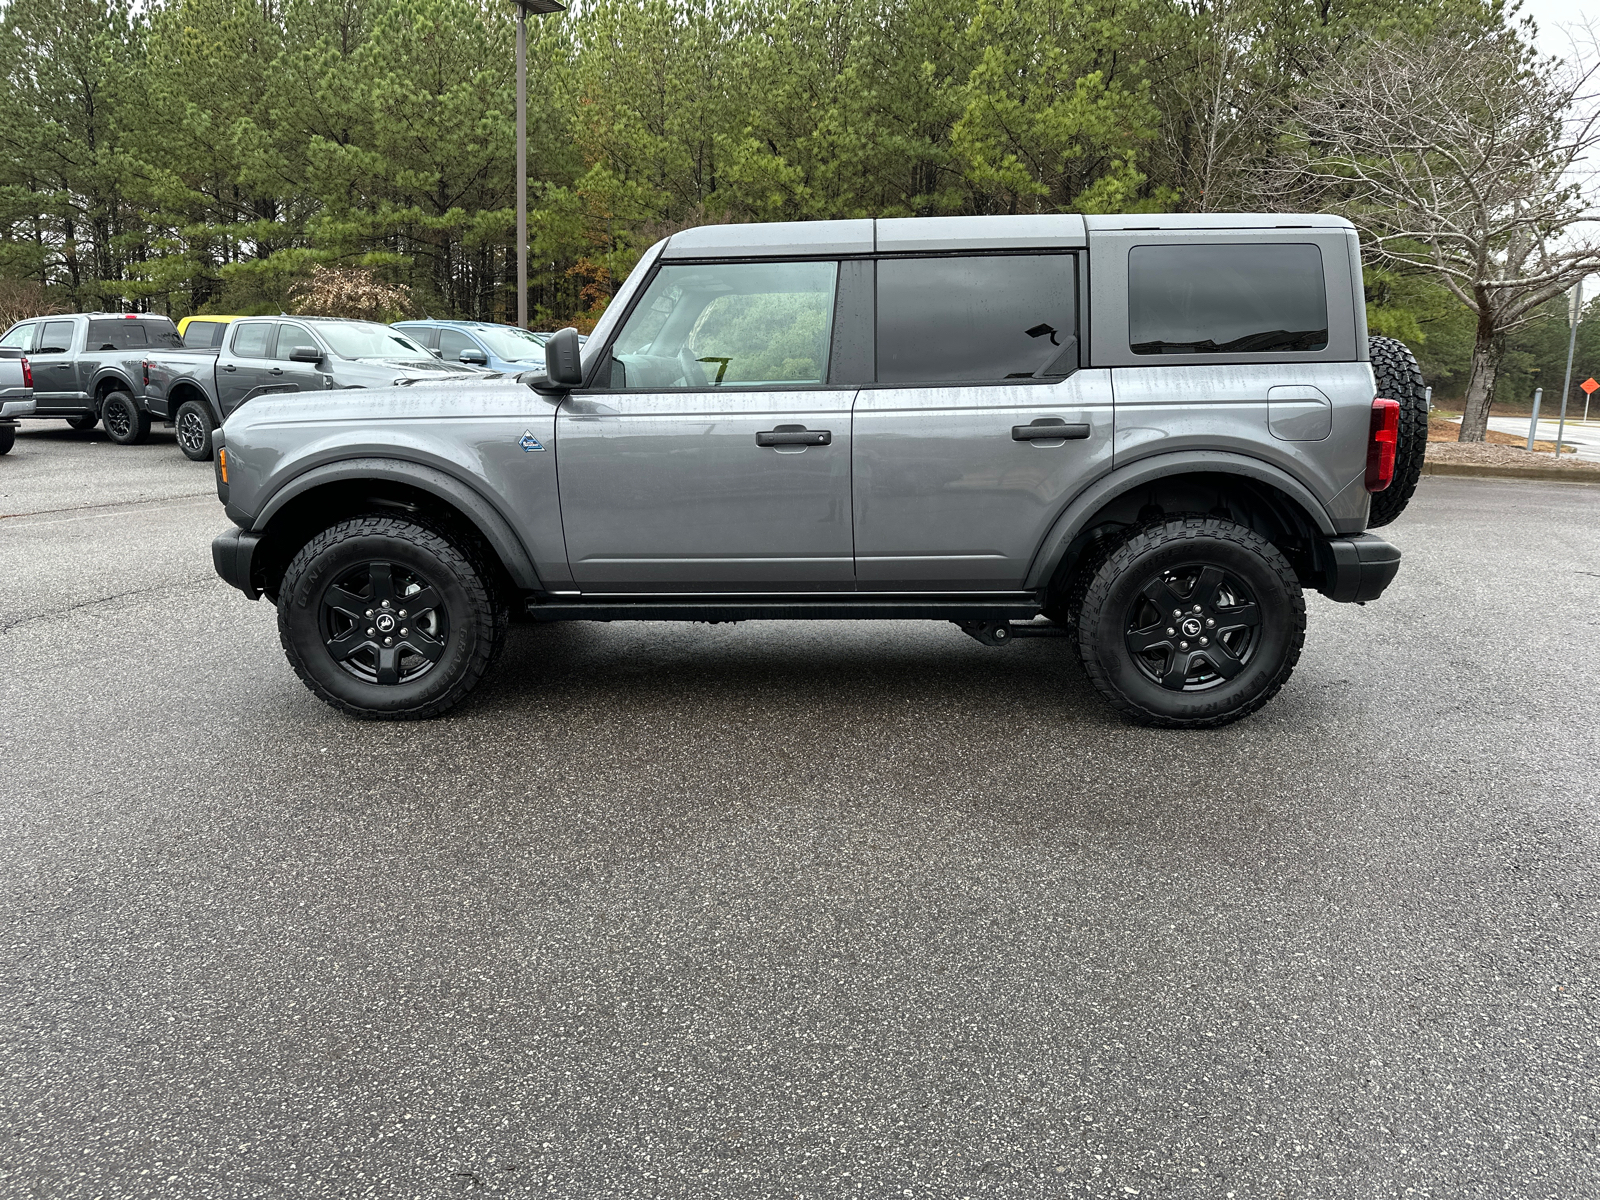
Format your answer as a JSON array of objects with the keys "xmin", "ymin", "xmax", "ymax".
[
  {"xmin": 1554, "ymin": 276, "xmax": 1584, "ymax": 458},
  {"xmin": 513, "ymin": 0, "xmax": 566, "ymax": 330}
]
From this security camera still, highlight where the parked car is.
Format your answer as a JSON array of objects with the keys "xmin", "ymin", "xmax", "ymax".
[
  {"xmin": 0, "ymin": 312, "xmax": 181, "ymax": 437},
  {"xmin": 392, "ymin": 319, "xmax": 551, "ymax": 372},
  {"xmin": 0, "ymin": 347, "xmax": 35, "ymax": 455},
  {"xmin": 210, "ymin": 213, "xmax": 1424, "ymax": 728},
  {"xmin": 176, "ymin": 314, "xmax": 243, "ymax": 348},
  {"xmin": 143, "ymin": 316, "xmax": 486, "ymax": 461}
]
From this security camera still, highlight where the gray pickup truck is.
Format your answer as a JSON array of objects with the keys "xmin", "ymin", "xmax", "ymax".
[
  {"xmin": 0, "ymin": 313, "xmax": 181, "ymax": 440},
  {"xmin": 210, "ymin": 214, "xmax": 1425, "ymax": 728},
  {"xmin": 0, "ymin": 347, "xmax": 35, "ymax": 454},
  {"xmin": 143, "ymin": 316, "xmax": 487, "ymax": 461}
]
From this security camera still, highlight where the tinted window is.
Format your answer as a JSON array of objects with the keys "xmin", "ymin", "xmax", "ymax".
[
  {"xmin": 86, "ymin": 320, "xmax": 121, "ymax": 350},
  {"xmin": 1128, "ymin": 243, "xmax": 1328, "ymax": 354},
  {"xmin": 274, "ymin": 324, "xmax": 319, "ymax": 359},
  {"xmin": 37, "ymin": 321, "xmax": 74, "ymax": 354},
  {"xmin": 231, "ymin": 323, "xmax": 274, "ymax": 358},
  {"xmin": 0, "ymin": 324, "xmax": 33, "ymax": 352},
  {"xmin": 876, "ymin": 255, "xmax": 1078, "ymax": 384},
  {"xmin": 405, "ymin": 324, "xmax": 440, "ymax": 351},
  {"xmin": 438, "ymin": 328, "xmax": 479, "ymax": 362},
  {"xmin": 139, "ymin": 321, "xmax": 182, "ymax": 348},
  {"xmin": 607, "ymin": 260, "xmax": 837, "ymax": 389},
  {"xmin": 184, "ymin": 321, "xmax": 225, "ymax": 348}
]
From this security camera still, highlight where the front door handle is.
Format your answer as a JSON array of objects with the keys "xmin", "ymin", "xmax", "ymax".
[
  {"xmin": 268, "ymin": 367, "xmax": 283, "ymax": 376},
  {"xmin": 756, "ymin": 425, "xmax": 831, "ymax": 447},
  {"xmin": 1013, "ymin": 420, "xmax": 1090, "ymax": 441}
]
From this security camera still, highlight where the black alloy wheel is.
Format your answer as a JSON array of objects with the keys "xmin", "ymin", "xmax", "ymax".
[
  {"xmin": 1075, "ymin": 516, "xmax": 1305, "ymax": 728},
  {"xmin": 101, "ymin": 391, "xmax": 150, "ymax": 445},
  {"xmin": 175, "ymin": 400, "xmax": 215, "ymax": 461},
  {"xmin": 1123, "ymin": 564, "xmax": 1261, "ymax": 692},
  {"xmin": 318, "ymin": 560, "xmax": 450, "ymax": 686},
  {"xmin": 277, "ymin": 514, "xmax": 508, "ymax": 719}
]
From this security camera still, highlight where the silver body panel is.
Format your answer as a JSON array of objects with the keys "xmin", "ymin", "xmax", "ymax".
[
  {"xmin": 555, "ymin": 388, "xmax": 856, "ymax": 591},
  {"xmin": 852, "ymin": 372, "xmax": 1113, "ymax": 589}
]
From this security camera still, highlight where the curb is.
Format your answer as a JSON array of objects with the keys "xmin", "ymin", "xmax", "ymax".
[{"xmin": 1422, "ymin": 461, "xmax": 1600, "ymax": 484}]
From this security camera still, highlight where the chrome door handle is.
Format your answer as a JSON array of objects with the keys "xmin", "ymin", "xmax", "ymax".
[
  {"xmin": 1013, "ymin": 420, "xmax": 1090, "ymax": 441},
  {"xmin": 757, "ymin": 426, "xmax": 831, "ymax": 446}
]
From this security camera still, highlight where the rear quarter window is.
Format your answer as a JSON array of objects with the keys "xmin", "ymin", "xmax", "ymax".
[{"xmin": 1128, "ymin": 243, "xmax": 1328, "ymax": 355}]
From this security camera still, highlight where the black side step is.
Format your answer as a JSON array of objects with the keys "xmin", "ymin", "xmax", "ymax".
[{"xmin": 524, "ymin": 596, "xmax": 1043, "ymax": 623}]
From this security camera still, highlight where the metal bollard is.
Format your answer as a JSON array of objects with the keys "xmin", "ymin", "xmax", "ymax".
[{"xmin": 1527, "ymin": 388, "xmax": 1543, "ymax": 451}]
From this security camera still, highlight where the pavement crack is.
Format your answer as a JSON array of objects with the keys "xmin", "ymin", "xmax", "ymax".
[
  {"xmin": 0, "ymin": 492, "xmax": 213, "ymax": 520},
  {"xmin": 1, "ymin": 575, "xmax": 217, "ymax": 635}
]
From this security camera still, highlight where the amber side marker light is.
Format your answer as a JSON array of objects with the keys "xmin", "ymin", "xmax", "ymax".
[{"xmin": 218, "ymin": 448, "xmax": 228, "ymax": 484}]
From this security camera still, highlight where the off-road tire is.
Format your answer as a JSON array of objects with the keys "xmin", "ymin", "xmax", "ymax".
[
  {"xmin": 1076, "ymin": 516, "xmax": 1306, "ymax": 728},
  {"xmin": 174, "ymin": 400, "xmax": 216, "ymax": 461},
  {"xmin": 1367, "ymin": 335, "xmax": 1427, "ymax": 527},
  {"xmin": 277, "ymin": 514, "xmax": 509, "ymax": 720},
  {"xmin": 0, "ymin": 424, "xmax": 14, "ymax": 455},
  {"xmin": 101, "ymin": 391, "xmax": 151, "ymax": 445},
  {"xmin": 67, "ymin": 414, "xmax": 97, "ymax": 431}
]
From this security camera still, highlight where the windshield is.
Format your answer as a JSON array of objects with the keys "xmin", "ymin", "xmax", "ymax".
[
  {"xmin": 471, "ymin": 326, "xmax": 546, "ymax": 361},
  {"xmin": 317, "ymin": 322, "xmax": 432, "ymax": 361}
]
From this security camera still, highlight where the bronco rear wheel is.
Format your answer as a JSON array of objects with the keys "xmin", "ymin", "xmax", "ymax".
[
  {"xmin": 277, "ymin": 515, "xmax": 508, "ymax": 719},
  {"xmin": 1075, "ymin": 516, "xmax": 1306, "ymax": 728}
]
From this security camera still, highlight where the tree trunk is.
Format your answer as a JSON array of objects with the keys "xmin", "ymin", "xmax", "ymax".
[{"xmin": 1458, "ymin": 317, "xmax": 1503, "ymax": 442}]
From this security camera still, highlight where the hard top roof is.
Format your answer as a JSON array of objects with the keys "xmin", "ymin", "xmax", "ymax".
[{"xmin": 659, "ymin": 212, "xmax": 1352, "ymax": 259}]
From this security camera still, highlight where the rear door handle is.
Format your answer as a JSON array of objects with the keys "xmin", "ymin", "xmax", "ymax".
[
  {"xmin": 757, "ymin": 426, "xmax": 831, "ymax": 446},
  {"xmin": 268, "ymin": 367, "xmax": 283, "ymax": 376},
  {"xmin": 1013, "ymin": 420, "xmax": 1090, "ymax": 441},
  {"xmin": 221, "ymin": 363, "xmax": 237, "ymax": 372}
]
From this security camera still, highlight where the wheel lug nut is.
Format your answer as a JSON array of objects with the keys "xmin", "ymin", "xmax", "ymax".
[
  {"xmin": 381, "ymin": 600, "xmax": 391, "ymax": 608},
  {"xmin": 1205, "ymin": 618, "xmax": 1215, "ymax": 628},
  {"xmin": 1166, "ymin": 627, "xmax": 1175, "ymax": 635},
  {"xmin": 1192, "ymin": 605, "xmax": 1202, "ymax": 613},
  {"xmin": 365, "ymin": 609, "xmax": 373, "ymax": 617},
  {"xmin": 383, "ymin": 637, "xmax": 393, "ymax": 646},
  {"xmin": 367, "ymin": 627, "xmax": 375, "ymax": 635},
  {"xmin": 1172, "ymin": 609, "xmax": 1181, "ymax": 618},
  {"xmin": 399, "ymin": 627, "xmax": 407, "ymax": 635},
  {"xmin": 1199, "ymin": 637, "xmax": 1208, "ymax": 646},
  {"xmin": 1179, "ymin": 641, "xmax": 1189, "ymax": 650},
  {"xmin": 398, "ymin": 609, "xmax": 407, "ymax": 618}
]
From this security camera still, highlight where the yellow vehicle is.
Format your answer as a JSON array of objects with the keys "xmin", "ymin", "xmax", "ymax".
[{"xmin": 176, "ymin": 314, "xmax": 243, "ymax": 348}]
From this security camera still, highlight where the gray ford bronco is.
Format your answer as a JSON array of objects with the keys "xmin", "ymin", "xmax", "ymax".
[{"xmin": 210, "ymin": 214, "xmax": 1422, "ymax": 728}]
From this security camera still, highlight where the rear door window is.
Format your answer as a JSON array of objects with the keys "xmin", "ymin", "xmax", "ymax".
[
  {"xmin": 1128, "ymin": 243, "xmax": 1328, "ymax": 354},
  {"xmin": 36, "ymin": 321, "xmax": 75, "ymax": 354},
  {"xmin": 0, "ymin": 323, "xmax": 34, "ymax": 352},
  {"xmin": 231, "ymin": 322, "xmax": 275, "ymax": 358},
  {"xmin": 875, "ymin": 255, "xmax": 1078, "ymax": 384},
  {"xmin": 185, "ymin": 321, "xmax": 224, "ymax": 348}
]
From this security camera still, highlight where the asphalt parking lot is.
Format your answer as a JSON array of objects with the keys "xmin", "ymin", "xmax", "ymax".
[{"xmin": 2, "ymin": 418, "xmax": 1598, "ymax": 1199}]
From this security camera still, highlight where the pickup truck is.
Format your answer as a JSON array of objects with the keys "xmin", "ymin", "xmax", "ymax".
[
  {"xmin": 210, "ymin": 213, "xmax": 1425, "ymax": 729},
  {"xmin": 0, "ymin": 347, "xmax": 34, "ymax": 454},
  {"xmin": 143, "ymin": 315, "xmax": 487, "ymax": 461},
  {"xmin": 0, "ymin": 313, "xmax": 180, "ymax": 440}
]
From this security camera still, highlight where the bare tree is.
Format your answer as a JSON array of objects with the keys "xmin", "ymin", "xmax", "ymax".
[{"xmin": 1269, "ymin": 23, "xmax": 1600, "ymax": 441}]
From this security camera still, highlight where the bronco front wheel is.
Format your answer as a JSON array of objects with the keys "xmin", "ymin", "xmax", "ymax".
[{"xmin": 277, "ymin": 515, "xmax": 508, "ymax": 719}]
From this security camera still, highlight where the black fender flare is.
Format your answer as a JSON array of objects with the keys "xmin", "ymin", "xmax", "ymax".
[
  {"xmin": 1023, "ymin": 450, "xmax": 1340, "ymax": 590},
  {"xmin": 248, "ymin": 457, "xmax": 542, "ymax": 590},
  {"xmin": 90, "ymin": 369, "xmax": 137, "ymax": 412}
]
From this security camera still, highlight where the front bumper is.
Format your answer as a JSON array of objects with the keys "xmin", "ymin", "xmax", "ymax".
[
  {"xmin": 1318, "ymin": 532, "xmax": 1401, "ymax": 603},
  {"xmin": 212, "ymin": 527, "xmax": 264, "ymax": 601}
]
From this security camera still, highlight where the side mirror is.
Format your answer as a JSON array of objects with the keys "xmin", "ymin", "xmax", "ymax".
[
  {"xmin": 544, "ymin": 327, "xmax": 583, "ymax": 387},
  {"xmin": 458, "ymin": 348, "xmax": 489, "ymax": 366},
  {"xmin": 289, "ymin": 345, "xmax": 323, "ymax": 363}
]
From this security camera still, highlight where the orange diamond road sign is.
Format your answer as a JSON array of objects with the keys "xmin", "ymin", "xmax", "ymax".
[{"xmin": 1582, "ymin": 378, "xmax": 1599, "ymax": 395}]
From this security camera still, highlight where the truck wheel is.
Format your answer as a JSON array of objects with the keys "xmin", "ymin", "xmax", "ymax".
[
  {"xmin": 1075, "ymin": 516, "xmax": 1306, "ymax": 728},
  {"xmin": 101, "ymin": 391, "xmax": 151, "ymax": 445},
  {"xmin": 277, "ymin": 515, "xmax": 508, "ymax": 720},
  {"xmin": 174, "ymin": 400, "xmax": 216, "ymax": 461},
  {"xmin": 67, "ymin": 414, "xmax": 97, "ymax": 431},
  {"xmin": 0, "ymin": 424, "xmax": 14, "ymax": 455},
  {"xmin": 1367, "ymin": 336, "xmax": 1428, "ymax": 527}
]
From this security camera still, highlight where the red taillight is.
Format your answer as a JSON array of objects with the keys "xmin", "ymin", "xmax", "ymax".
[
  {"xmin": 1366, "ymin": 398, "xmax": 1401, "ymax": 492},
  {"xmin": 20, "ymin": 356, "xmax": 31, "ymax": 389}
]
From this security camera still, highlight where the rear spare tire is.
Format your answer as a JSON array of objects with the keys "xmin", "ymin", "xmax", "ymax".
[
  {"xmin": 101, "ymin": 391, "xmax": 151, "ymax": 445},
  {"xmin": 1367, "ymin": 336, "xmax": 1427, "ymax": 527}
]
